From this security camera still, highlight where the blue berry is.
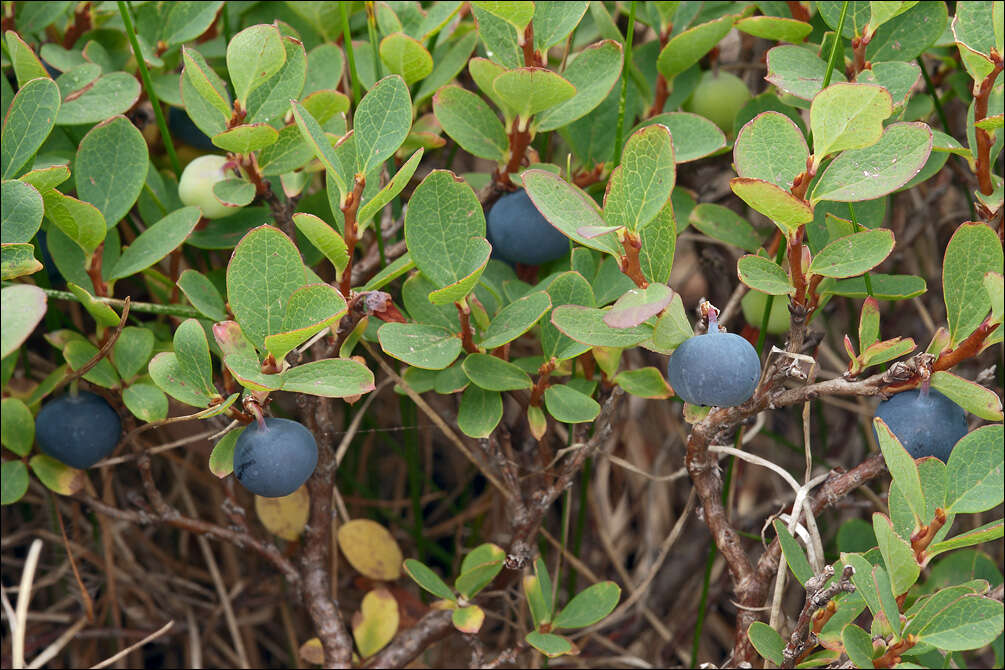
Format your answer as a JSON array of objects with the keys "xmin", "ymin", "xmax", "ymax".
[
  {"xmin": 667, "ymin": 332, "xmax": 761, "ymax": 407},
  {"xmin": 874, "ymin": 389, "xmax": 967, "ymax": 462},
  {"xmin": 36, "ymin": 391, "xmax": 121, "ymax": 469},
  {"xmin": 233, "ymin": 418, "xmax": 318, "ymax": 498},
  {"xmin": 487, "ymin": 190, "xmax": 569, "ymax": 265}
]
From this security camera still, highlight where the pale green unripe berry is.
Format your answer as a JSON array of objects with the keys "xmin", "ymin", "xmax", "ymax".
[
  {"xmin": 741, "ymin": 290, "xmax": 790, "ymax": 335},
  {"xmin": 178, "ymin": 154, "xmax": 239, "ymax": 219},
  {"xmin": 684, "ymin": 71, "xmax": 752, "ymax": 135}
]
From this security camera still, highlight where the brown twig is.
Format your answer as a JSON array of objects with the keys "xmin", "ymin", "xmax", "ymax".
[
  {"xmin": 780, "ymin": 564, "xmax": 856, "ymax": 668},
  {"xmin": 873, "ymin": 635, "xmax": 918, "ymax": 668},
  {"xmin": 300, "ymin": 396, "xmax": 355, "ymax": 668},
  {"xmin": 910, "ymin": 507, "xmax": 947, "ymax": 564},
  {"xmin": 933, "ymin": 316, "xmax": 1000, "ymax": 371},
  {"xmin": 50, "ymin": 298, "xmax": 130, "ymax": 396},
  {"xmin": 456, "ymin": 301, "xmax": 479, "ymax": 353},
  {"xmin": 363, "ymin": 610, "xmax": 453, "ymax": 668},
  {"xmin": 339, "ymin": 175, "xmax": 368, "ymax": 297},
  {"xmin": 619, "ymin": 232, "xmax": 649, "ymax": 288}
]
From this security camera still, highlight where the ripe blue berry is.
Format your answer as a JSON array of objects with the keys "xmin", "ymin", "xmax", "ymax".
[
  {"xmin": 35, "ymin": 391, "xmax": 121, "ymax": 469},
  {"xmin": 487, "ymin": 190, "xmax": 569, "ymax": 265},
  {"xmin": 233, "ymin": 418, "xmax": 318, "ymax": 498},
  {"xmin": 667, "ymin": 331, "xmax": 761, "ymax": 407},
  {"xmin": 874, "ymin": 389, "xmax": 967, "ymax": 462}
]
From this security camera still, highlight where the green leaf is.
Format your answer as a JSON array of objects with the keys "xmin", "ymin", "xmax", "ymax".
[
  {"xmin": 177, "ymin": 270, "xmax": 228, "ymax": 322},
  {"xmin": 553, "ymin": 581, "xmax": 620, "ymax": 629},
  {"xmin": 112, "ymin": 326, "xmax": 154, "ymax": 381},
  {"xmin": 455, "ymin": 544, "xmax": 505, "ymax": 599},
  {"xmin": 1, "ymin": 397, "xmax": 34, "ymax": 456},
  {"xmin": 226, "ymin": 225, "xmax": 307, "ymax": 350},
  {"xmin": 208, "ymin": 427, "xmax": 242, "ymax": 477},
  {"xmin": 874, "ymin": 512, "xmax": 919, "ymax": 599},
  {"xmin": 737, "ymin": 254, "xmax": 793, "ymax": 295},
  {"xmin": 451, "ymin": 605, "xmax": 485, "ymax": 634},
  {"xmin": 945, "ymin": 425, "xmax": 1005, "ymax": 514},
  {"xmin": 469, "ymin": 5, "xmax": 522, "ymax": 69},
  {"xmin": 730, "ymin": 177, "xmax": 812, "ymax": 237},
  {"xmin": 471, "ymin": 1, "xmax": 533, "ymax": 30},
  {"xmin": 525, "ymin": 631, "xmax": 574, "ymax": 658},
  {"xmin": 736, "ymin": 15, "xmax": 812, "ymax": 43},
  {"xmin": 354, "ymin": 75, "xmax": 412, "ymax": 175},
  {"xmin": 292, "ymin": 212, "xmax": 349, "ymax": 275},
  {"xmin": 544, "ymin": 384, "xmax": 600, "ymax": 423},
  {"xmin": 264, "ymin": 284, "xmax": 347, "ymax": 361},
  {"xmin": 1, "ymin": 242, "xmax": 42, "ymax": 280},
  {"xmin": 821, "ymin": 273, "xmax": 927, "ymax": 300},
  {"xmin": 357, "ymin": 149, "xmax": 423, "ymax": 227},
  {"xmin": 551, "ymin": 305, "xmax": 652, "ymax": 347},
  {"xmin": 379, "ymin": 32, "xmax": 432, "ymax": 86},
  {"xmin": 533, "ymin": 2, "xmax": 589, "ymax": 51},
  {"xmin": 63, "ymin": 339, "xmax": 118, "ymax": 388},
  {"xmin": 867, "ymin": 1, "xmax": 947, "ymax": 63},
  {"xmin": 604, "ymin": 284, "xmax": 672, "ymax": 329},
  {"xmin": 462, "ymin": 353, "xmax": 532, "ymax": 391},
  {"xmin": 414, "ymin": 30, "xmax": 478, "ymax": 105},
  {"xmin": 181, "ymin": 45, "xmax": 232, "ymax": 121},
  {"xmin": 765, "ymin": 45, "xmax": 846, "ymax": 101},
  {"xmin": 457, "ymin": 385, "xmax": 503, "ymax": 438},
  {"xmin": 733, "ymin": 111, "xmax": 808, "ymax": 190},
  {"xmin": 613, "ymin": 367, "xmax": 673, "ymax": 398},
  {"xmin": 1, "ymin": 460, "xmax": 29, "ymax": 505},
  {"xmin": 874, "ymin": 417, "xmax": 925, "ymax": 526},
  {"xmin": 521, "ymin": 170, "xmax": 621, "ymax": 257},
  {"xmin": 689, "ymin": 204, "xmax": 761, "ymax": 252},
  {"xmin": 856, "ymin": 61, "xmax": 922, "ymax": 108},
  {"xmin": 810, "ymin": 84, "xmax": 893, "ymax": 161},
  {"xmin": 212, "ymin": 179, "xmax": 256, "ymax": 208},
  {"xmin": 602, "ymin": 125, "xmax": 675, "ymax": 234},
  {"xmin": 162, "ymin": 2, "xmax": 223, "ymax": 45},
  {"xmin": 109, "ymin": 206, "xmax": 201, "ymax": 280},
  {"xmin": 651, "ymin": 293, "xmax": 693, "ymax": 353},
  {"xmin": 246, "ymin": 35, "xmax": 307, "ymax": 125},
  {"xmin": 985, "ymin": 272, "xmax": 1004, "ymax": 324},
  {"xmin": 773, "ymin": 519, "xmax": 813, "ymax": 586},
  {"xmin": 56, "ymin": 72, "xmax": 141, "ymax": 126},
  {"xmin": 75, "ymin": 116, "xmax": 148, "ymax": 226},
  {"xmin": 403, "ymin": 558, "xmax": 456, "ymax": 601},
  {"xmin": 808, "ymin": 229, "xmax": 895, "ymax": 279},
  {"xmin": 930, "ymin": 371, "xmax": 1002, "ymax": 421},
  {"xmin": 927, "ymin": 520, "xmax": 1005, "ymax": 560},
  {"xmin": 492, "ymin": 68, "xmax": 576, "ymax": 121},
  {"xmin": 657, "ymin": 15, "xmax": 736, "ymax": 81},
  {"xmin": 378, "ymin": 322, "xmax": 461, "ymax": 370},
  {"xmin": 291, "ymin": 100, "xmax": 344, "ymax": 191},
  {"xmin": 30, "ymin": 453, "xmax": 85, "ymax": 495},
  {"xmin": 910, "ymin": 594, "xmax": 1004, "ymax": 651},
  {"xmin": 2, "ymin": 78, "xmax": 60, "ymax": 179},
  {"xmin": 149, "ymin": 352, "xmax": 211, "ymax": 407},
  {"xmin": 1, "ymin": 180, "xmax": 44, "ymax": 243},
  {"xmin": 748, "ymin": 622, "xmax": 785, "ymax": 665},
  {"xmin": 227, "ymin": 23, "xmax": 286, "ymax": 105},
  {"xmin": 810, "ymin": 123, "xmax": 933, "ymax": 204},
  {"xmin": 404, "ymin": 170, "xmax": 488, "ymax": 300},
  {"xmin": 841, "ymin": 623, "xmax": 875, "ymax": 669},
  {"xmin": 66, "ymin": 282, "xmax": 119, "ymax": 328},
  {"xmin": 635, "ymin": 112, "xmax": 726, "ymax": 163},
  {"xmin": 173, "ymin": 319, "xmax": 216, "ymax": 397},
  {"xmin": 433, "ymin": 85, "xmax": 508, "ymax": 162},
  {"xmin": 943, "ymin": 222, "xmax": 1003, "ymax": 347},
  {"xmin": 537, "ymin": 40, "xmax": 623, "ymax": 131},
  {"xmin": 1, "ymin": 284, "xmax": 46, "ymax": 358},
  {"xmin": 280, "ymin": 358, "xmax": 375, "ymax": 398},
  {"xmin": 43, "ymin": 190, "xmax": 106, "ymax": 255},
  {"xmin": 540, "ymin": 271, "xmax": 594, "ymax": 360},
  {"xmin": 5, "ymin": 30, "xmax": 49, "ymax": 87},
  {"xmin": 479, "ymin": 290, "xmax": 552, "ymax": 349},
  {"xmin": 212, "ymin": 124, "xmax": 279, "ymax": 154},
  {"xmin": 122, "ymin": 382, "xmax": 168, "ymax": 422}
]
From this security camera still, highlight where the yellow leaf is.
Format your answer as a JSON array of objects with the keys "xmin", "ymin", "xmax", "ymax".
[
  {"xmin": 351, "ymin": 587, "xmax": 399, "ymax": 658},
  {"xmin": 337, "ymin": 519, "xmax": 403, "ymax": 580},
  {"xmin": 298, "ymin": 638, "xmax": 323, "ymax": 665},
  {"xmin": 255, "ymin": 485, "xmax": 309, "ymax": 541}
]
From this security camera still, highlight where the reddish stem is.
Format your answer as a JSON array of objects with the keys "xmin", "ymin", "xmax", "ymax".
[
  {"xmin": 529, "ymin": 360, "xmax": 556, "ymax": 407},
  {"xmin": 456, "ymin": 302, "xmax": 478, "ymax": 354},
  {"xmin": 339, "ymin": 175, "xmax": 367, "ymax": 297},
  {"xmin": 647, "ymin": 27, "xmax": 673, "ymax": 117},
  {"xmin": 910, "ymin": 507, "xmax": 947, "ymax": 564},
  {"xmin": 86, "ymin": 242, "xmax": 108, "ymax": 297},
  {"xmin": 788, "ymin": 228, "xmax": 807, "ymax": 306},
  {"xmin": 933, "ymin": 317, "xmax": 1000, "ymax": 371},
  {"xmin": 974, "ymin": 54, "xmax": 1004, "ymax": 196},
  {"xmin": 619, "ymin": 233, "xmax": 649, "ymax": 288}
]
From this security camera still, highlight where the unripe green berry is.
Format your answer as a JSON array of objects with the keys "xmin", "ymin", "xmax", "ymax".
[
  {"xmin": 178, "ymin": 155, "xmax": 240, "ymax": 219},
  {"xmin": 741, "ymin": 290, "xmax": 790, "ymax": 335},
  {"xmin": 684, "ymin": 71, "xmax": 752, "ymax": 135}
]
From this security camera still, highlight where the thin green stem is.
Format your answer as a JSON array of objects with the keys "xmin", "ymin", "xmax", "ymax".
[
  {"xmin": 692, "ymin": 545, "xmax": 716, "ymax": 665},
  {"xmin": 15, "ymin": 285, "xmax": 201, "ymax": 318},
  {"xmin": 566, "ymin": 457, "xmax": 591, "ymax": 598},
  {"xmin": 612, "ymin": 1, "xmax": 636, "ymax": 166},
  {"xmin": 365, "ymin": 1, "xmax": 382, "ymax": 80},
  {"xmin": 847, "ymin": 202, "xmax": 874, "ymax": 297},
  {"xmin": 341, "ymin": 3, "xmax": 362, "ymax": 110},
  {"xmin": 822, "ymin": 1, "xmax": 849, "ymax": 89},
  {"xmin": 220, "ymin": 4, "xmax": 232, "ymax": 44},
  {"xmin": 756, "ymin": 242, "xmax": 788, "ymax": 356},
  {"xmin": 119, "ymin": 1, "xmax": 180, "ymax": 178}
]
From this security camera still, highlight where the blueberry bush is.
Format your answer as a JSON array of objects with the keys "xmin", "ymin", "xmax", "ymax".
[{"xmin": 1, "ymin": 2, "xmax": 1003, "ymax": 668}]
